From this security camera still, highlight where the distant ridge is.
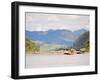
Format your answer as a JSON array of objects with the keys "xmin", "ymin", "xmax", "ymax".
[{"xmin": 26, "ymin": 29, "xmax": 87, "ymax": 47}]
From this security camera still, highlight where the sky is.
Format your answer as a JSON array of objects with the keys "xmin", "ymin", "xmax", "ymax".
[{"xmin": 25, "ymin": 12, "xmax": 89, "ymax": 32}]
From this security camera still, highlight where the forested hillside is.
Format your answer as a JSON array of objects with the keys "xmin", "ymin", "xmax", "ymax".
[
  {"xmin": 73, "ymin": 31, "xmax": 89, "ymax": 52},
  {"xmin": 25, "ymin": 38, "xmax": 40, "ymax": 54}
]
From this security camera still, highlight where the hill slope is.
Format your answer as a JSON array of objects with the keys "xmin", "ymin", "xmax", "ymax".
[{"xmin": 73, "ymin": 31, "xmax": 89, "ymax": 51}]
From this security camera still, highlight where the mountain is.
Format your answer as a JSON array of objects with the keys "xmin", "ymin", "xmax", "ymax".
[
  {"xmin": 26, "ymin": 29, "xmax": 87, "ymax": 47},
  {"xmin": 73, "ymin": 31, "xmax": 89, "ymax": 50},
  {"xmin": 73, "ymin": 29, "xmax": 87, "ymax": 38}
]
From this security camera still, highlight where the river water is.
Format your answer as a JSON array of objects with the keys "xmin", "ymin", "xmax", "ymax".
[{"xmin": 25, "ymin": 54, "xmax": 89, "ymax": 68}]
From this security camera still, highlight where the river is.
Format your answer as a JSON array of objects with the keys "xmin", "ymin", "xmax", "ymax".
[{"xmin": 25, "ymin": 53, "xmax": 89, "ymax": 68}]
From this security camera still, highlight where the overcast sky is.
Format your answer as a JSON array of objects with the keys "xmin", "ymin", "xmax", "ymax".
[{"xmin": 25, "ymin": 12, "xmax": 89, "ymax": 32}]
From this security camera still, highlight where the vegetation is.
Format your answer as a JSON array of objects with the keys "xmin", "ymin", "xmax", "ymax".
[
  {"xmin": 82, "ymin": 40, "xmax": 89, "ymax": 52},
  {"xmin": 73, "ymin": 31, "xmax": 90, "ymax": 53},
  {"xmin": 25, "ymin": 38, "xmax": 40, "ymax": 54}
]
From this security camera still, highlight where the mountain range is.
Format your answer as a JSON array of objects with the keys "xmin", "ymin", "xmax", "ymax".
[{"xmin": 25, "ymin": 29, "xmax": 87, "ymax": 47}]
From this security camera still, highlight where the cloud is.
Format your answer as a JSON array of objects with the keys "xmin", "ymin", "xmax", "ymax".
[{"xmin": 26, "ymin": 13, "xmax": 89, "ymax": 31}]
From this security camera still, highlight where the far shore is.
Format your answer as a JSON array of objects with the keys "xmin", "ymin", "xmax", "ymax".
[{"xmin": 26, "ymin": 51, "xmax": 89, "ymax": 55}]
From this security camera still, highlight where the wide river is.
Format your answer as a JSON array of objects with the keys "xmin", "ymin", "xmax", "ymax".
[{"xmin": 26, "ymin": 53, "xmax": 89, "ymax": 68}]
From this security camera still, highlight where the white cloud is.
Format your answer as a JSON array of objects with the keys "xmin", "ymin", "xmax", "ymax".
[{"xmin": 26, "ymin": 13, "xmax": 89, "ymax": 31}]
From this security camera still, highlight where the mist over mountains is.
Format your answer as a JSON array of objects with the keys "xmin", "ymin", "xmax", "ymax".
[{"xmin": 25, "ymin": 28, "xmax": 88, "ymax": 47}]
